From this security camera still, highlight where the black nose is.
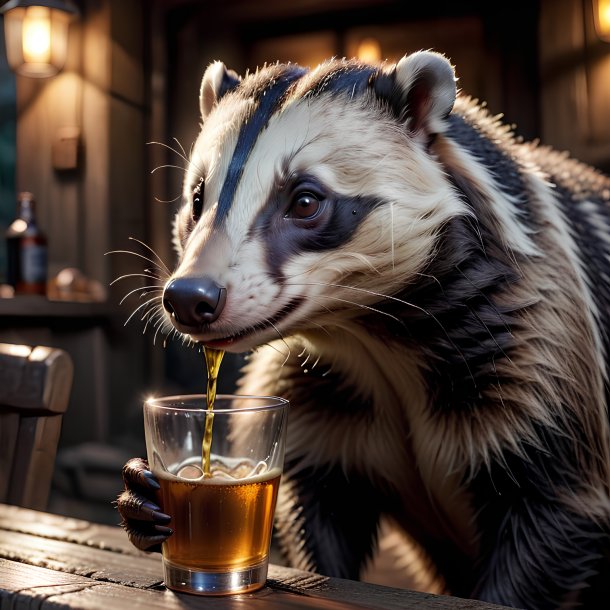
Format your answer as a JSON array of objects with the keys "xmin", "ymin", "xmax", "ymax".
[{"xmin": 163, "ymin": 277, "xmax": 227, "ymax": 328}]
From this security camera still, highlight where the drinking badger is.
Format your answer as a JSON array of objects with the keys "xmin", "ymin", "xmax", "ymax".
[{"xmin": 117, "ymin": 51, "xmax": 610, "ymax": 609}]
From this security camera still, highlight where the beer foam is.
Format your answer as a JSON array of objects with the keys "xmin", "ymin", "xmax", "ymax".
[{"xmin": 159, "ymin": 455, "xmax": 280, "ymax": 485}]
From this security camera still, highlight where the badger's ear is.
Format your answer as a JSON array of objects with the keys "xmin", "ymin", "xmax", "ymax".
[
  {"xmin": 200, "ymin": 61, "xmax": 241, "ymax": 120},
  {"xmin": 375, "ymin": 51, "xmax": 456, "ymax": 140}
]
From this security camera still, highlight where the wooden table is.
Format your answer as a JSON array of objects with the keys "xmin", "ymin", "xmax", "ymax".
[{"xmin": 0, "ymin": 503, "xmax": 509, "ymax": 609}]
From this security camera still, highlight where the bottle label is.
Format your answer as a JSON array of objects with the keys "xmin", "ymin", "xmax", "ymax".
[{"xmin": 21, "ymin": 243, "xmax": 48, "ymax": 284}]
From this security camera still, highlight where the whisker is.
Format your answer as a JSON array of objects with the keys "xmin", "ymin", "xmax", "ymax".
[
  {"xmin": 141, "ymin": 303, "xmax": 164, "ymax": 321},
  {"xmin": 148, "ymin": 140, "xmax": 189, "ymax": 164},
  {"xmin": 143, "ymin": 307, "xmax": 164, "ymax": 334},
  {"xmin": 128, "ymin": 237, "xmax": 172, "ymax": 275},
  {"xmin": 267, "ymin": 320, "xmax": 291, "ymax": 366},
  {"xmin": 298, "ymin": 300, "xmax": 338, "ymax": 337},
  {"xmin": 110, "ymin": 272, "xmax": 163, "ymax": 285},
  {"xmin": 119, "ymin": 285, "xmax": 164, "ymax": 305},
  {"xmin": 154, "ymin": 192, "xmax": 183, "ymax": 204},
  {"xmin": 124, "ymin": 295, "xmax": 162, "ymax": 327},
  {"xmin": 152, "ymin": 313, "xmax": 171, "ymax": 344},
  {"xmin": 415, "ymin": 271, "xmax": 444, "ymax": 289},
  {"xmin": 151, "ymin": 163, "xmax": 188, "ymax": 175},
  {"xmin": 164, "ymin": 326, "xmax": 179, "ymax": 349},
  {"xmin": 105, "ymin": 250, "xmax": 167, "ymax": 276},
  {"xmin": 287, "ymin": 279, "xmax": 477, "ymax": 387},
  {"xmin": 173, "ymin": 137, "xmax": 188, "ymax": 160},
  {"xmin": 315, "ymin": 294, "xmax": 404, "ymax": 326},
  {"xmin": 288, "ymin": 281, "xmax": 430, "ymax": 317}
]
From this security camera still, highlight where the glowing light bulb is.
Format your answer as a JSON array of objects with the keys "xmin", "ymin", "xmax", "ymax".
[
  {"xmin": 356, "ymin": 38, "xmax": 382, "ymax": 63},
  {"xmin": 595, "ymin": 0, "xmax": 610, "ymax": 41},
  {"xmin": 22, "ymin": 7, "xmax": 51, "ymax": 64}
]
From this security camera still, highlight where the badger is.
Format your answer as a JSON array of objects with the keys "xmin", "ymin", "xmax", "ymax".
[{"xmin": 117, "ymin": 51, "xmax": 610, "ymax": 609}]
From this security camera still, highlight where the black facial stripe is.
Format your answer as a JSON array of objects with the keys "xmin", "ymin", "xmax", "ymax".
[
  {"xmin": 370, "ymin": 68, "xmax": 407, "ymax": 120},
  {"xmin": 445, "ymin": 113, "xmax": 538, "ymax": 228},
  {"xmin": 214, "ymin": 66, "xmax": 307, "ymax": 229},
  {"xmin": 252, "ymin": 176, "xmax": 383, "ymax": 280},
  {"xmin": 304, "ymin": 64, "xmax": 377, "ymax": 99}
]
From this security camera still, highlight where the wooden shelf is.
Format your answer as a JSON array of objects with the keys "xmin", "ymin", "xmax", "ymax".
[{"xmin": 0, "ymin": 296, "xmax": 118, "ymax": 319}]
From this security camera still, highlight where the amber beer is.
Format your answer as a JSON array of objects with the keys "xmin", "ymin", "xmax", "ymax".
[
  {"xmin": 144, "ymin": 394, "xmax": 288, "ymax": 595},
  {"xmin": 157, "ymin": 465, "xmax": 281, "ymax": 573}
]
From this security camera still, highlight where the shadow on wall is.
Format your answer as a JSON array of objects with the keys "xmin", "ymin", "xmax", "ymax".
[{"xmin": 0, "ymin": 24, "xmax": 16, "ymax": 282}]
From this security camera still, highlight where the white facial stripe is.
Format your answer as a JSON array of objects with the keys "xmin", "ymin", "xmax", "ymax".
[
  {"xmin": 183, "ymin": 94, "xmax": 255, "ymax": 220},
  {"xmin": 436, "ymin": 135, "xmax": 540, "ymax": 258},
  {"xmin": 224, "ymin": 94, "xmax": 466, "ymax": 246}
]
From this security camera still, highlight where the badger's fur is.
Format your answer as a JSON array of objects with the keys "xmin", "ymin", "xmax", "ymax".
[{"xmin": 161, "ymin": 51, "xmax": 610, "ymax": 609}]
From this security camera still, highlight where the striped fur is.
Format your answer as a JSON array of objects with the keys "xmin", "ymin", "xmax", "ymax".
[{"xmin": 165, "ymin": 52, "xmax": 610, "ymax": 609}]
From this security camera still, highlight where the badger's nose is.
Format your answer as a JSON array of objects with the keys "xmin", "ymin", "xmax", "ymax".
[{"xmin": 162, "ymin": 277, "xmax": 227, "ymax": 327}]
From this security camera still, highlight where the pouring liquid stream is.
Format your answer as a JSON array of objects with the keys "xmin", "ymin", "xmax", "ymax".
[{"xmin": 201, "ymin": 347, "xmax": 225, "ymax": 476}]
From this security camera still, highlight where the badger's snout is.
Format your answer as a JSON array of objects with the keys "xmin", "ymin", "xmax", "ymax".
[{"xmin": 162, "ymin": 277, "xmax": 226, "ymax": 329}]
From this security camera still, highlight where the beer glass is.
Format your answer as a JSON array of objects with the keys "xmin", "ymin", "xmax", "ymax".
[{"xmin": 143, "ymin": 394, "xmax": 289, "ymax": 595}]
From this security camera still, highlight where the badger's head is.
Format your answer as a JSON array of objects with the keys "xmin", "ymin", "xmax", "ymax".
[{"xmin": 162, "ymin": 51, "xmax": 466, "ymax": 352}]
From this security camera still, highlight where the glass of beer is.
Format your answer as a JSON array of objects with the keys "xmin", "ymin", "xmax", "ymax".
[{"xmin": 143, "ymin": 394, "xmax": 289, "ymax": 595}]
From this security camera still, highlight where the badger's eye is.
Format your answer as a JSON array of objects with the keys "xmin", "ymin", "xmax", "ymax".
[
  {"xmin": 286, "ymin": 192, "xmax": 322, "ymax": 220},
  {"xmin": 192, "ymin": 178, "xmax": 204, "ymax": 222}
]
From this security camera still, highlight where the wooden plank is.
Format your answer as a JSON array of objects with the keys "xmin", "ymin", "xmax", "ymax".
[
  {"xmin": 0, "ymin": 559, "xmax": 513, "ymax": 610},
  {"xmin": 7, "ymin": 415, "xmax": 61, "ymax": 510},
  {"xmin": 0, "ymin": 504, "xmax": 135, "ymax": 553},
  {"xmin": 0, "ymin": 559, "xmax": 357, "ymax": 610},
  {"xmin": 0, "ymin": 415, "xmax": 19, "ymax": 502},
  {"xmin": 0, "ymin": 529, "xmax": 164, "ymax": 589},
  {"xmin": 266, "ymin": 565, "xmax": 511, "ymax": 610},
  {"xmin": 0, "ymin": 343, "xmax": 72, "ymax": 414},
  {"xmin": 0, "ymin": 296, "xmax": 115, "ymax": 319},
  {"xmin": 0, "ymin": 344, "xmax": 72, "ymax": 510}
]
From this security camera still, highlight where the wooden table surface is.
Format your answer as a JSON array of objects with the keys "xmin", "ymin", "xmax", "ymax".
[{"xmin": 0, "ymin": 503, "xmax": 510, "ymax": 609}]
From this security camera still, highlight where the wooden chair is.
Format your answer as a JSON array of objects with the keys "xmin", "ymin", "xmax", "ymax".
[{"xmin": 0, "ymin": 343, "xmax": 73, "ymax": 511}]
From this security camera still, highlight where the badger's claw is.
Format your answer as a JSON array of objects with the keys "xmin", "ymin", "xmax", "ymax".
[
  {"xmin": 117, "ymin": 457, "xmax": 172, "ymax": 552},
  {"xmin": 122, "ymin": 457, "xmax": 161, "ymax": 491}
]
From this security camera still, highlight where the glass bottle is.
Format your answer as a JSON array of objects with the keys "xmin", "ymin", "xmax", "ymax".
[{"xmin": 5, "ymin": 192, "xmax": 48, "ymax": 296}]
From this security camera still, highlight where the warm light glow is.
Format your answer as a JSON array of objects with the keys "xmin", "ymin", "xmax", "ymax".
[
  {"xmin": 356, "ymin": 37, "xmax": 382, "ymax": 63},
  {"xmin": 595, "ymin": 0, "xmax": 610, "ymax": 41},
  {"xmin": 22, "ymin": 7, "xmax": 51, "ymax": 63},
  {"xmin": 1, "ymin": 1, "xmax": 77, "ymax": 78}
]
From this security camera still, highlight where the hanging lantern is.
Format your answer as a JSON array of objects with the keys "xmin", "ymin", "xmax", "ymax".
[
  {"xmin": 593, "ymin": 0, "xmax": 610, "ymax": 42},
  {"xmin": 0, "ymin": 0, "xmax": 79, "ymax": 78}
]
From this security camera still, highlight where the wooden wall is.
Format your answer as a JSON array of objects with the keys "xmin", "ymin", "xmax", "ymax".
[
  {"xmin": 539, "ymin": 0, "xmax": 610, "ymax": 172},
  {"xmin": 9, "ymin": 0, "xmax": 151, "ymax": 447}
]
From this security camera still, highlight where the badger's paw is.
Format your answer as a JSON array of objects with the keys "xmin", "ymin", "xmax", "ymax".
[{"xmin": 116, "ymin": 457, "xmax": 172, "ymax": 552}]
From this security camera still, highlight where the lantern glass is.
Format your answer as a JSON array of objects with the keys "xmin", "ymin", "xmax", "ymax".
[
  {"xmin": 594, "ymin": 0, "xmax": 610, "ymax": 42},
  {"xmin": 2, "ymin": 4, "xmax": 71, "ymax": 78}
]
